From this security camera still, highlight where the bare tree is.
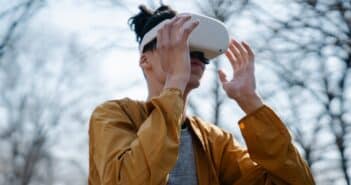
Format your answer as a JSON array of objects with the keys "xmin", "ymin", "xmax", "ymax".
[
  {"xmin": 0, "ymin": 0, "xmax": 146, "ymax": 184},
  {"xmin": 0, "ymin": 22, "xmax": 102, "ymax": 185},
  {"xmin": 0, "ymin": 0, "xmax": 46, "ymax": 60},
  {"xmin": 244, "ymin": 0, "xmax": 351, "ymax": 184},
  {"xmin": 189, "ymin": 0, "xmax": 351, "ymax": 184}
]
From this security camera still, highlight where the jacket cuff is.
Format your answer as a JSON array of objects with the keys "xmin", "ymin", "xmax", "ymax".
[
  {"xmin": 145, "ymin": 88, "xmax": 185, "ymax": 126},
  {"xmin": 159, "ymin": 88, "xmax": 184, "ymax": 110},
  {"xmin": 238, "ymin": 105, "xmax": 291, "ymax": 155},
  {"xmin": 160, "ymin": 88, "xmax": 184, "ymax": 99}
]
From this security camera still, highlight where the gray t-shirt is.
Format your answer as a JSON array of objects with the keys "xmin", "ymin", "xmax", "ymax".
[{"xmin": 167, "ymin": 124, "xmax": 198, "ymax": 185}]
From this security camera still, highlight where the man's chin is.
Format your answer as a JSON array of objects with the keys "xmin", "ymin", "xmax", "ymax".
[{"xmin": 186, "ymin": 79, "xmax": 201, "ymax": 90}]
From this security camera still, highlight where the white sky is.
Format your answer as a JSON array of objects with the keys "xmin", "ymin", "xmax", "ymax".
[{"xmin": 3, "ymin": 0, "xmax": 343, "ymax": 184}]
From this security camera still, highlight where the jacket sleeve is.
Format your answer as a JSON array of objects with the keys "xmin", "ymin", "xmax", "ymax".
[
  {"xmin": 88, "ymin": 88, "xmax": 184, "ymax": 185},
  {"xmin": 219, "ymin": 105, "xmax": 315, "ymax": 185}
]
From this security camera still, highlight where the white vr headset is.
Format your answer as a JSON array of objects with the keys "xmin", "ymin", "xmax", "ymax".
[{"xmin": 139, "ymin": 13, "xmax": 230, "ymax": 60}]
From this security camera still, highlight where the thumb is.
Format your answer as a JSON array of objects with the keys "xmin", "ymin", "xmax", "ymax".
[{"xmin": 218, "ymin": 69, "xmax": 228, "ymax": 84}]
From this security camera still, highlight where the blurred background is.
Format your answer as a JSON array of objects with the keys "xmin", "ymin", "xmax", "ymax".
[{"xmin": 0, "ymin": 0, "xmax": 350, "ymax": 184}]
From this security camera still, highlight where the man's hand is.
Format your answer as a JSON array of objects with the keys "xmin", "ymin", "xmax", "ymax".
[
  {"xmin": 157, "ymin": 15, "xmax": 199, "ymax": 94},
  {"xmin": 218, "ymin": 39, "xmax": 264, "ymax": 114}
]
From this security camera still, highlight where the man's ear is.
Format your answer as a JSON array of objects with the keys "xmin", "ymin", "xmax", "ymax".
[{"xmin": 139, "ymin": 53, "xmax": 152, "ymax": 70}]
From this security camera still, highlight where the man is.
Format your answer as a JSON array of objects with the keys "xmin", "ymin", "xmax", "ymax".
[{"xmin": 88, "ymin": 5, "xmax": 315, "ymax": 185}]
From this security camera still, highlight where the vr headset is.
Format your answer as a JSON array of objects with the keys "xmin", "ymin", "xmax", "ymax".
[{"xmin": 139, "ymin": 13, "xmax": 230, "ymax": 60}]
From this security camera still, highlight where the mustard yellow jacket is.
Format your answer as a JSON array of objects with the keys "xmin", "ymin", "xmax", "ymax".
[{"xmin": 88, "ymin": 88, "xmax": 315, "ymax": 185}]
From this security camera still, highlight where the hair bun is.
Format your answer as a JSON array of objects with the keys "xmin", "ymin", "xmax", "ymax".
[
  {"xmin": 153, "ymin": 5, "xmax": 171, "ymax": 15},
  {"xmin": 128, "ymin": 5, "xmax": 154, "ymax": 43},
  {"xmin": 129, "ymin": 4, "xmax": 177, "ymax": 44},
  {"xmin": 139, "ymin": 5, "xmax": 153, "ymax": 16}
]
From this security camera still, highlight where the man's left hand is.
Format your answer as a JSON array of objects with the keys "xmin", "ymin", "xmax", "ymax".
[{"xmin": 218, "ymin": 39, "xmax": 264, "ymax": 114}]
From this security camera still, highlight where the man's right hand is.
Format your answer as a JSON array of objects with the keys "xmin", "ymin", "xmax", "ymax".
[{"xmin": 157, "ymin": 15, "xmax": 199, "ymax": 94}]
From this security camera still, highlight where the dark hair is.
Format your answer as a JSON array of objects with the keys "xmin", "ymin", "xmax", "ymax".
[{"xmin": 128, "ymin": 5, "xmax": 177, "ymax": 52}]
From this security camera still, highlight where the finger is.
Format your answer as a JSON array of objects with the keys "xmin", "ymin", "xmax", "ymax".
[
  {"xmin": 156, "ymin": 27, "xmax": 163, "ymax": 49},
  {"xmin": 156, "ymin": 20, "xmax": 171, "ymax": 49},
  {"xmin": 231, "ymin": 39, "xmax": 249, "ymax": 65},
  {"xmin": 240, "ymin": 41, "xmax": 249, "ymax": 64},
  {"xmin": 168, "ymin": 16, "xmax": 191, "ymax": 45},
  {"xmin": 164, "ymin": 21, "xmax": 172, "ymax": 42},
  {"xmin": 162, "ymin": 21, "xmax": 172, "ymax": 48},
  {"xmin": 171, "ymin": 15, "xmax": 183, "ymax": 23},
  {"xmin": 228, "ymin": 41, "xmax": 243, "ymax": 68},
  {"xmin": 225, "ymin": 49, "xmax": 239, "ymax": 71},
  {"xmin": 218, "ymin": 69, "xmax": 228, "ymax": 84},
  {"xmin": 231, "ymin": 39, "xmax": 247, "ymax": 56},
  {"xmin": 173, "ymin": 14, "xmax": 192, "ymax": 28},
  {"xmin": 171, "ymin": 15, "xmax": 191, "ymax": 37},
  {"xmin": 181, "ymin": 20, "xmax": 199, "ymax": 42},
  {"xmin": 242, "ymin": 41, "xmax": 255, "ymax": 62}
]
